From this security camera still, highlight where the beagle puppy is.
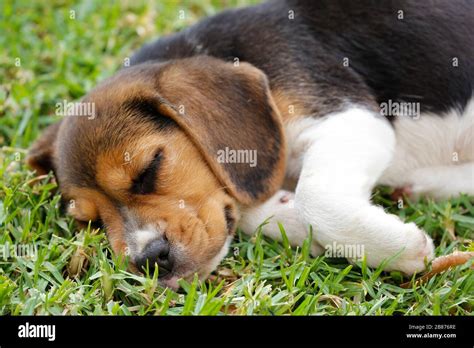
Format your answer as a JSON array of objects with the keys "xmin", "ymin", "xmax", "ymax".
[{"xmin": 28, "ymin": 0, "xmax": 473, "ymax": 289}]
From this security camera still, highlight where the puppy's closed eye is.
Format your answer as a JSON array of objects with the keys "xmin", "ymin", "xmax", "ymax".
[
  {"xmin": 224, "ymin": 204, "xmax": 236, "ymax": 233},
  {"xmin": 131, "ymin": 150, "xmax": 163, "ymax": 195},
  {"xmin": 75, "ymin": 218, "xmax": 104, "ymax": 230},
  {"xmin": 69, "ymin": 214, "xmax": 103, "ymax": 229}
]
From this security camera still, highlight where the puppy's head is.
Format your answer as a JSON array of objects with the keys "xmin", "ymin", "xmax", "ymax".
[{"xmin": 27, "ymin": 56, "xmax": 286, "ymax": 288}]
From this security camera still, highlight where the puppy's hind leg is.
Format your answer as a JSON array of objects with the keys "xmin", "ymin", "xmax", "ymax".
[
  {"xmin": 294, "ymin": 107, "xmax": 435, "ymax": 275},
  {"xmin": 408, "ymin": 163, "xmax": 474, "ymax": 200},
  {"xmin": 239, "ymin": 189, "xmax": 325, "ymax": 256}
]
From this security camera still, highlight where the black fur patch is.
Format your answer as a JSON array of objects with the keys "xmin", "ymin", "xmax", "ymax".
[
  {"xmin": 130, "ymin": 150, "xmax": 163, "ymax": 195},
  {"xmin": 224, "ymin": 205, "xmax": 236, "ymax": 233},
  {"xmin": 122, "ymin": 98, "xmax": 177, "ymax": 131},
  {"xmin": 131, "ymin": 0, "xmax": 474, "ymax": 116}
]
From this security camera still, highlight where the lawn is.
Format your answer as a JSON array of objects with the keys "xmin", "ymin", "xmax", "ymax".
[{"xmin": 0, "ymin": 0, "xmax": 473, "ymax": 315}]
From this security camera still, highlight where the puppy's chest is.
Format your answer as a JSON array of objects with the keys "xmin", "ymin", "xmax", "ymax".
[{"xmin": 283, "ymin": 117, "xmax": 322, "ymax": 181}]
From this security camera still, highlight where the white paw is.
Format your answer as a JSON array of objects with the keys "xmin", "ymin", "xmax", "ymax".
[
  {"xmin": 385, "ymin": 223, "xmax": 435, "ymax": 275},
  {"xmin": 239, "ymin": 190, "xmax": 324, "ymax": 253}
]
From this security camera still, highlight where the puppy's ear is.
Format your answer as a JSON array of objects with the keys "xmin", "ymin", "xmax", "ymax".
[
  {"xmin": 26, "ymin": 121, "xmax": 62, "ymax": 175},
  {"xmin": 155, "ymin": 57, "xmax": 286, "ymax": 205}
]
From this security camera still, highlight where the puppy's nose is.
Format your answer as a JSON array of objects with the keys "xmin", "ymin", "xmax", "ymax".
[{"xmin": 135, "ymin": 238, "xmax": 174, "ymax": 277}]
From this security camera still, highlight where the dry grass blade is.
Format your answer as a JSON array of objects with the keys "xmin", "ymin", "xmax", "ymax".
[{"xmin": 401, "ymin": 251, "xmax": 474, "ymax": 288}]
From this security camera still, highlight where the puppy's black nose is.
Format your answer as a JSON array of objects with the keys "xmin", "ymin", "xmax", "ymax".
[{"xmin": 135, "ymin": 238, "xmax": 174, "ymax": 277}]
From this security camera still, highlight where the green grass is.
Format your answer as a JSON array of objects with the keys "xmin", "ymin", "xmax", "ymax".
[{"xmin": 0, "ymin": 0, "xmax": 473, "ymax": 315}]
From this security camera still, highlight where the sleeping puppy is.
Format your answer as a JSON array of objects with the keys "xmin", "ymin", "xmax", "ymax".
[{"xmin": 27, "ymin": 0, "xmax": 473, "ymax": 288}]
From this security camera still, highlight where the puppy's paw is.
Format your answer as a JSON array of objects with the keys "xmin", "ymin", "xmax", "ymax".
[
  {"xmin": 239, "ymin": 189, "xmax": 296, "ymax": 233},
  {"xmin": 385, "ymin": 223, "xmax": 435, "ymax": 275},
  {"xmin": 240, "ymin": 190, "xmax": 325, "ymax": 253},
  {"xmin": 390, "ymin": 185, "xmax": 413, "ymax": 201}
]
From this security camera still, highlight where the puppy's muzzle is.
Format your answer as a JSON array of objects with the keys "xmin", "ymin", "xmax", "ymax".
[{"xmin": 134, "ymin": 237, "xmax": 174, "ymax": 277}]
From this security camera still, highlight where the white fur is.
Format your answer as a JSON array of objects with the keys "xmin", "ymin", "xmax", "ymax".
[
  {"xmin": 205, "ymin": 236, "xmax": 233, "ymax": 274},
  {"xmin": 240, "ymin": 100, "xmax": 474, "ymax": 274},
  {"xmin": 380, "ymin": 97, "xmax": 474, "ymax": 198},
  {"xmin": 123, "ymin": 207, "xmax": 168, "ymax": 257},
  {"xmin": 239, "ymin": 109, "xmax": 407, "ymax": 273},
  {"xmin": 284, "ymin": 117, "xmax": 319, "ymax": 179},
  {"xmin": 293, "ymin": 107, "xmax": 436, "ymax": 274},
  {"xmin": 127, "ymin": 220, "xmax": 167, "ymax": 256},
  {"xmin": 240, "ymin": 190, "xmax": 324, "ymax": 256},
  {"xmin": 132, "ymin": 227, "xmax": 160, "ymax": 254}
]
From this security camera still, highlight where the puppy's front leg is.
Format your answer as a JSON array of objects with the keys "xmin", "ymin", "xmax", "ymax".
[
  {"xmin": 295, "ymin": 108, "xmax": 435, "ymax": 274},
  {"xmin": 239, "ymin": 190, "xmax": 325, "ymax": 256}
]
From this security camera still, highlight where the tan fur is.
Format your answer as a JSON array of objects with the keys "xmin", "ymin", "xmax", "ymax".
[
  {"xmin": 27, "ymin": 56, "xmax": 286, "ymax": 281},
  {"xmin": 271, "ymin": 89, "xmax": 307, "ymax": 123},
  {"xmin": 63, "ymin": 129, "xmax": 238, "ymax": 276},
  {"xmin": 156, "ymin": 57, "xmax": 287, "ymax": 204},
  {"xmin": 66, "ymin": 187, "xmax": 127, "ymax": 254},
  {"xmin": 27, "ymin": 121, "xmax": 62, "ymax": 175}
]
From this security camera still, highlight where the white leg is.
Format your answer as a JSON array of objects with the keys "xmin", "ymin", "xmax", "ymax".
[
  {"xmin": 239, "ymin": 189, "xmax": 325, "ymax": 256},
  {"xmin": 379, "ymin": 97, "xmax": 474, "ymax": 200},
  {"xmin": 294, "ymin": 107, "xmax": 435, "ymax": 274},
  {"xmin": 408, "ymin": 163, "xmax": 474, "ymax": 200}
]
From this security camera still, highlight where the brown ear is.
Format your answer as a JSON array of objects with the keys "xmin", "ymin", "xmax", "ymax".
[
  {"xmin": 26, "ymin": 121, "xmax": 62, "ymax": 175},
  {"xmin": 155, "ymin": 57, "xmax": 286, "ymax": 205}
]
